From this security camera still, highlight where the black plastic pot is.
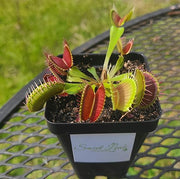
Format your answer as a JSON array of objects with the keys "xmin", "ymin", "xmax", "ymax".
[{"xmin": 45, "ymin": 53, "xmax": 161, "ymax": 179}]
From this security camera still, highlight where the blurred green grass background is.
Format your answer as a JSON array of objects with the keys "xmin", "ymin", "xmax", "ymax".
[{"xmin": 0, "ymin": 0, "xmax": 179, "ymax": 107}]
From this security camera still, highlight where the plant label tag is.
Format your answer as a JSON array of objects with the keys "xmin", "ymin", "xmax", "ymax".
[{"xmin": 70, "ymin": 133, "xmax": 136, "ymax": 163}]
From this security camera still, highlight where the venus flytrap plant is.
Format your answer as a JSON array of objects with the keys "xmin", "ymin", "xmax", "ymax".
[{"xmin": 26, "ymin": 8, "xmax": 160, "ymax": 123}]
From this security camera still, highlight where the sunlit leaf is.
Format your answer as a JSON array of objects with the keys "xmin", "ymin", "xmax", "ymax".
[
  {"xmin": 64, "ymin": 83, "xmax": 83, "ymax": 94},
  {"xmin": 26, "ymin": 82, "xmax": 64, "ymax": 112},
  {"xmin": 111, "ymin": 78, "xmax": 136, "ymax": 111},
  {"xmin": 68, "ymin": 67, "xmax": 92, "ymax": 81},
  {"xmin": 103, "ymin": 26, "xmax": 124, "ymax": 73},
  {"xmin": 103, "ymin": 82, "xmax": 111, "ymax": 97},
  {"xmin": 134, "ymin": 69, "xmax": 145, "ymax": 107},
  {"xmin": 67, "ymin": 75, "xmax": 84, "ymax": 83},
  {"xmin": 111, "ymin": 73, "xmax": 132, "ymax": 82},
  {"xmin": 109, "ymin": 26, "xmax": 124, "ymax": 54}
]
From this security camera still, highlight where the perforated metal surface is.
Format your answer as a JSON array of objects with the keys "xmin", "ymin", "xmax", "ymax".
[{"xmin": 0, "ymin": 5, "xmax": 180, "ymax": 179}]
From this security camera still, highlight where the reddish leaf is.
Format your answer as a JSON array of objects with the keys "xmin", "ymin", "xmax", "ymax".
[
  {"xmin": 45, "ymin": 53, "xmax": 67, "ymax": 75},
  {"xmin": 59, "ymin": 92, "xmax": 68, "ymax": 97},
  {"xmin": 111, "ymin": 9, "xmax": 133, "ymax": 27},
  {"xmin": 63, "ymin": 41, "xmax": 73, "ymax": 68},
  {"xmin": 122, "ymin": 39, "xmax": 134, "ymax": 55},
  {"xmin": 79, "ymin": 84, "xmax": 105, "ymax": 122},
  {"xmin": 89, "ymin": 84, "xmax": 105, "ymax": 122},
  {"xmin": 111, "ymin": 10, "xmax": 122, "ymax": 27},
  {"xmin": 52, "ymin": 55, "xmax": 69, "ymax": 70},
  {"xmin": 43, "ymin": 67, "xmax": 64, "ymax": 83},
  {"xmin": 45, "ymin": 42, "xmax": 73, "ymax": 75},
  {"xmin": 140, "ymin": 72, "xmax": 159, "ymax": 107},
  {"xmin": 117, "ymin": 38, "xmax": 134, "ymax": 55},
  {"xmin": 80, "ymin": 85, "xmax": 95, "ymax": 121},
  {"xmin": 44, "ymin": 74, "xmax": 57, "ymax": 82}
]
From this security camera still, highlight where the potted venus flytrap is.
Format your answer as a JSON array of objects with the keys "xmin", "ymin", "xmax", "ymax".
[{"xmin": 26, "ymin": 8, "xmax": 161, "ymax": 179}]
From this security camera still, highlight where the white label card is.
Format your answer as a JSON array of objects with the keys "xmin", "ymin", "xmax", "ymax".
[{"xmin": 70, "ymin": 133, "xmax": 136, "ymax": 163}]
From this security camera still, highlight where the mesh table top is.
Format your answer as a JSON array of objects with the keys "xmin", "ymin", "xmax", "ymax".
[{"xmin": 0, "ymin": 5, "xmax": 180, "ymax": 179}]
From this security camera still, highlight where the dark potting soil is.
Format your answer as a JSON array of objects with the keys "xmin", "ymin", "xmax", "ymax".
[
  {"xmin": 47, "ymin": 95, "xmax": 161, "ymax": 123},
  {"xmin": 46, "ymin": 60, "xmax": 161, "ymax": 123}
]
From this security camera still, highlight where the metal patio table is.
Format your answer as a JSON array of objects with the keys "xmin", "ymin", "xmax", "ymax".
[{"xmin": 0, "ymin": 4, "xmax": 180, "ymax": 179}]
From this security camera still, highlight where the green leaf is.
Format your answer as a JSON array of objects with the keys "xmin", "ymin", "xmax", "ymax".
[
  {"xmin": 134, "ymin": 69, "xmax": 145, "ymax": 107},
  {"xmin": 66, "ymin": 75, "xmax": 84, "ymax": 83},
  {"xmin": 123, "ymin": 8, "xmax": 134, "ymax": 23},
  {"xmin": 103, "ymin": 82, "xmax": 111, "ymax": 97},
  {"xmin": 87, "ymin": 67, "xmax": 100, "ymax": 82},
  {"xmin": 111, "ymin": 73, "xmax": 132, "ymax": 82},
  {"xmin": 111, "ymin": 78, "xmax": 136, "ymax": 112},
  {"xmin": 109, "ymin": 55, "xmax": 124, "ymax": 78},
  {"xmin": 103, "ymin": 82, "xmax": 111, "ymax": 88},
  {"xmin": 64, "ymin": 83, "xmax": 84, "ymax": 94},
  {"xmin": 26, "ymin": 82, "xmax": 64, "ymax": 112},
  {"xmin": 103, "ymin": 26, "xmax": 124, "ymax": 73},
  {"xmin": 68, "ymin": 66, "xmax": 92, "ymax": 81}
]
